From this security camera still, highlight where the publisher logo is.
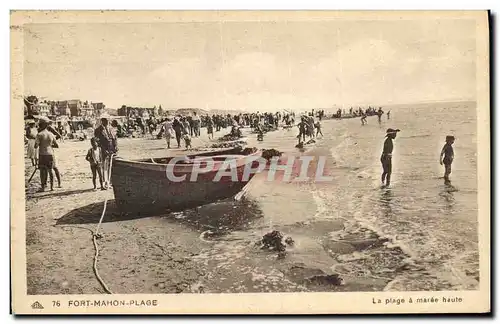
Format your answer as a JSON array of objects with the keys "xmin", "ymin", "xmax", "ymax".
[{"xmin": 31, "ymin": 301, "xmax": 44, "ymax": 309}]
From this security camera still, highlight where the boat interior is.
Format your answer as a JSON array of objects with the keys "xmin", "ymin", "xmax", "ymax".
[{"xmin": 137, "ymin": 147, "xmax": 259, "ymax": 165}]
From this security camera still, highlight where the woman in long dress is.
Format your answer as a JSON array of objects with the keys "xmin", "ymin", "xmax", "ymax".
[
  {"xmin": 26, "ymin": 121, "xmax": 38, "ymax": 166},
  {"xmin": 161, "ymin": 117, "xmax": 175, "ymax": 149}
]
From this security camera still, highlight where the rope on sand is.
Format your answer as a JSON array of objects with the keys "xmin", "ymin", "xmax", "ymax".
[{"xmin": 91, "ymin": 153, "xmax": 115, "ymax": 294}]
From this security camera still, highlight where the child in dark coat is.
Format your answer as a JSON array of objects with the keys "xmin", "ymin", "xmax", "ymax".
[{"xmin": 86, "ymin": 138, "xmax": 105, "ymax": 190}]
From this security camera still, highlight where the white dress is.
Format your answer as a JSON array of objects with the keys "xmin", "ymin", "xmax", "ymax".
[
  {"xmin": 162, "ymin": 121, "xmax": 174, "ymax": 139},
  {"xmin": 26, "ymin": 128, "xmax": 38, "ymax": 159}
]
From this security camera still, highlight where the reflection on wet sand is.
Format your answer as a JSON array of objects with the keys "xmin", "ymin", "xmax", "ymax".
[
  {"xmin": 439, "ymin": 183, "xmax": 457, "ymax": 214},
  {"xmin": 379, "ymin": 189, "xmax": 394, "ymax": 218}
]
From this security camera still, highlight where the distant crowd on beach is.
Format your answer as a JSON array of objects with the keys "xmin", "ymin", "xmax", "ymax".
[{"xmin": 114, "ymin": 111, "xmax": 304, "ymax": 140}]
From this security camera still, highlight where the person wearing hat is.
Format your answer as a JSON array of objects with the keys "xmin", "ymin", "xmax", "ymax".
[
  {"xmin": 439, "ymin": 135, "xmax": 455, "ymax": 184},
  {"xmin": 34, "ymin": 117, "xmax": 58, "ymax": 192},
  {"xmin": 380, "ymin": 128, "xmax": 400, "ymax": 187},
  {"xmin": 94, "ymin": 116, "xmax": 118, "ymax": 189},
  {"xmin": 25, "ymin": 120, "xmax": 38, "ymax": 166}
]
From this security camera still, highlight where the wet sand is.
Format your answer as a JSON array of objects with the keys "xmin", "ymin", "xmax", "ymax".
[{"xmin": 25, "ymin": 126, "xmax": 402, "ymax": 295}]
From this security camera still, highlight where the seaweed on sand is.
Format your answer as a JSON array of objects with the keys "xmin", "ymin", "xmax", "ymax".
[
  {"xmin": 261, "ymin": 149, "xmax": 283, "ymax": 161},
  {"xmin": 257, "ymin": 230, "xmax": 295, "ymax": 259}
]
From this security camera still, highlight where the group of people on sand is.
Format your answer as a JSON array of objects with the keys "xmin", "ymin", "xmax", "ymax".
[
  {"xmin": 360, "ymin": 107, "xmax": 391, "ymax": 125},
  {"xmin": 296, "ymin": 114, "xmax": 323, "ymax": 145},
  {"xmin": 157, "ymin": 116, "xmax": 193, "ymax": 149},
  {"xmin": 88, "ymin": 116, "xmax": 119, "ymax": 190},
  {"xmin": 154, "ymin": 111, "xmax": 301, "ymax": 149},
  {"xmin": 380, "ymin": 128, "xmax": 455, "ymax": 187},
  {"xmin": 25, "ymin": 114, "xmax": 119, "ymax": 192}
]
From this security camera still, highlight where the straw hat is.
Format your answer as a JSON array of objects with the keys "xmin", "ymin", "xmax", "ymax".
[{"xmin": 100, "ymin": 113, "xmax": 111, "ymax": 120}]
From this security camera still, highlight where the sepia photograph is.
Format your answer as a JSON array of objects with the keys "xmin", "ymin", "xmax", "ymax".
[{"xmin": 10, "ymin": 10, "xmax": 490, "ymax": 314}]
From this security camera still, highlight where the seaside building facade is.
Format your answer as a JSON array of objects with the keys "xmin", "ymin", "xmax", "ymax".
[
  {"xmin": 67, "ymin": 100, "xmax": 83, "ymax": 117},
  {"xmin": 24, "ymin": 97, "xmax": 107, "ymax": 118},
  {"xmin": 91, "ymin": 102, "xmax": 106, "ymax": 117},
  {"xmin": 56, "ymin": 101, "xmax": 71, "ymax": 116},
  {"xmin": 117, "ymin": 106, "xmax": 155, "ymax": 118},
  {"xmin": 36, "ymin": 102, "xmax": 51, "ymax": 116},
  {"xmin": 80, "ymin": 101, "xmax": 94, "ymax": 117}
]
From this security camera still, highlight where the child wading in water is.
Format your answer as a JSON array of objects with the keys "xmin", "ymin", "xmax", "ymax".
[
  {"xmin": 440, "ymin": 135, "xmax": 455, "ymax": 184},
  {"xmin": 360, "ymin": 113, "xmax": 367, "ymax": 125},
  {"xmin": 86, "ymin": 138, "xmax": 105, "ymax": 190},
  {"xmin": 380, "ymin": 128, "xmax": 400, "ymax": 187}
]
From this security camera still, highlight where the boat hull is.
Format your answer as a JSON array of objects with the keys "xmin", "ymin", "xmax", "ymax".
[{"xmin": 110, "ymin": 148, "xmax": 261, "ymax": 214}]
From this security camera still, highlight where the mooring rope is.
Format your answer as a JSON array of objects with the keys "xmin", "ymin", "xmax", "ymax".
[{"xmin": 91, "ymin": 153, "xmax": 116, "ymax": 294}]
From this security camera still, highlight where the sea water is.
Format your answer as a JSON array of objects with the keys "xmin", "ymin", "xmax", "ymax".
[
  {"xmin": 311, "ymin": 101, "xmax": 478, "ymax": 290},
  {"xmin": 187, "ymin": 101, "xmax": 479, "ymax": 292}
]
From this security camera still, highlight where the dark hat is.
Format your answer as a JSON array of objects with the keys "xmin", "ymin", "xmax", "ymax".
[
  {"xmin": 446, "ymin": 135, "xmax": 455, "ymax": 141},
  {"xmin": 385, "ymin": 128, "xmax": 400, "ymax": 137},
  {"xmin": 38, "ymin": 116, "xmax": 50, "ymax": 125}
]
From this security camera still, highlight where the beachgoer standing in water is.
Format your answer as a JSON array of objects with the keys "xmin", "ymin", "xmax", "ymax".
[
  {"xmin": 440, "ymin": 135, "xmax": 455, "ymax": 184},
  {"xmin": 360, "ymin": 112, "xmax": 367, "ymax": 125},
  {"xmin": 380, "ymin": 128, "xmax": 400, "ymax": 187},
  {"xmin": 377, "ymin": 107, "xmax": 384, "ymax": 124},
  {"xmin": 387, "ymin": 110, "xmax": 391, "ymax": 120}
]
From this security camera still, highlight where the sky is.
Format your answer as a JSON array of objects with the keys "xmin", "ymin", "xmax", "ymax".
[{"xmin": 23, "ymin": 18, "xmax": 477, "ymax": 111}]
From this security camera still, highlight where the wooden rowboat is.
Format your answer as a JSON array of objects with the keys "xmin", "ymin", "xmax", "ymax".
[{"xmin": 110, "ymin": 147, "xmax": 262, "ymax": 214}]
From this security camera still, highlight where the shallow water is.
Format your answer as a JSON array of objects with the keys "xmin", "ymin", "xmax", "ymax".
[{"xmin": 187, "ymin": 101, "xmax": 479, "ymax": 292}]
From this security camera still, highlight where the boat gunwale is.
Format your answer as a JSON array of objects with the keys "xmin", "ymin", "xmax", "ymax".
[{"xmin": 112, "ymin": 150, "xmax": 262, "ymax": 173}]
